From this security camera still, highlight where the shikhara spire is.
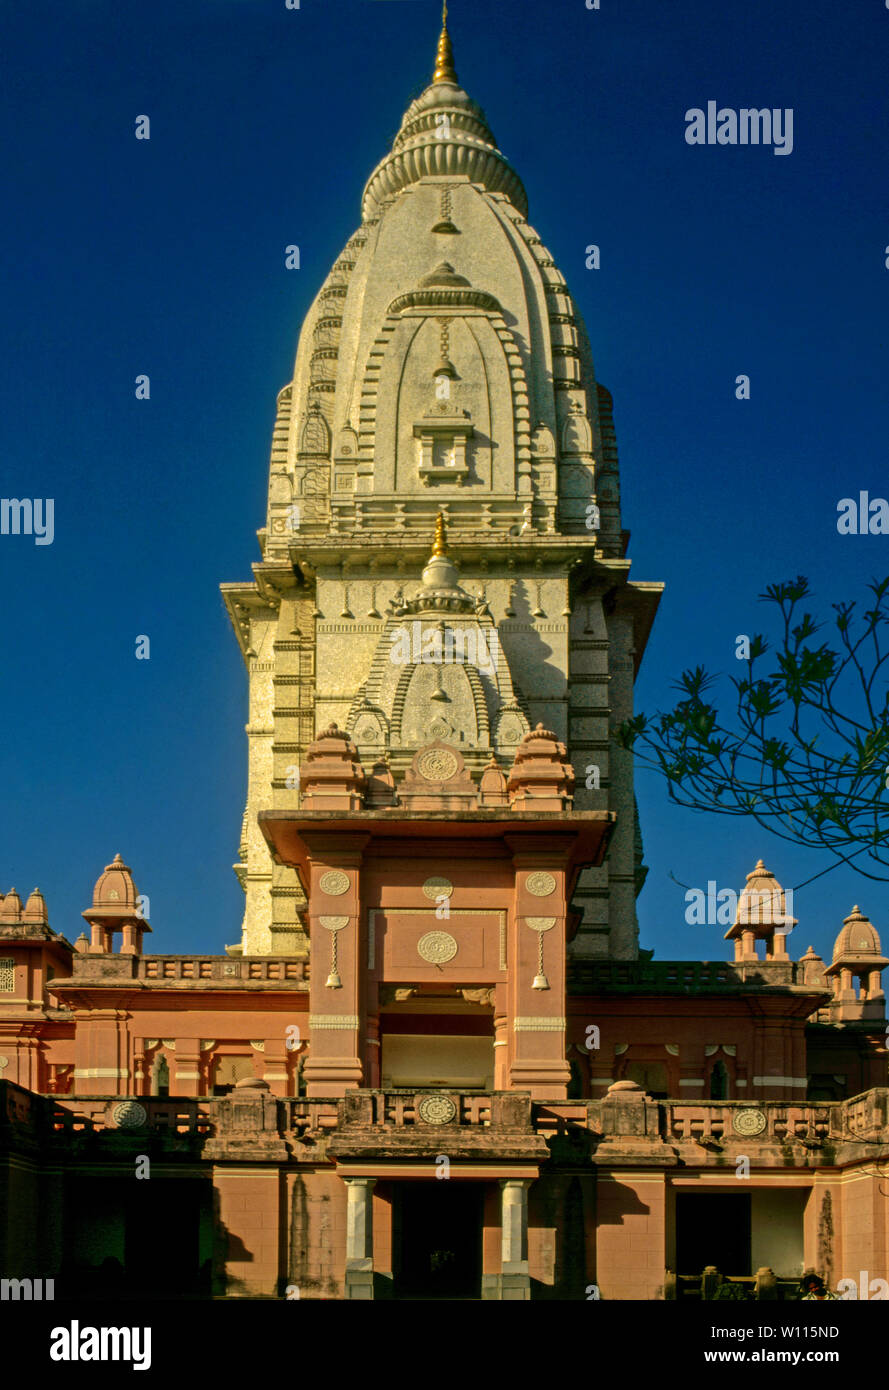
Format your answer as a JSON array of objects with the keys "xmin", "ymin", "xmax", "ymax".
[{"xmin": 222, "ymin": 0, "xmax": 654, "ymax": 965}]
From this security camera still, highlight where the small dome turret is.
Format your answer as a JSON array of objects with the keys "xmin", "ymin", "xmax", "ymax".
[
  {"xmin": 82, "ymin": 854, "xmax": 151, "ymax": 955},
  {"xmin": 91, "ymin": 853, "xmax": 138, "ymax": 911},
  {"xmin": 0, "ymin": 889, "xmax": 23, "ymax": 923},
  {"xmin": 829, "ymin": 907, "xmax": 887, "ymax": 968},
  {"xmin": 825, "ymin": 906, "xmax": 887, "ymax": 1019},
  {"xmin": 22, "ymin": 888, "xmax": 48, "ymax": 925}
]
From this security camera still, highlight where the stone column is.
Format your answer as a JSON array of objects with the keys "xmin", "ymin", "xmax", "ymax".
[
  {"xmin": 302, "ymin": 836, "xmax": 368, "ymax": 1096},
  {"xmin": 344, "ymin": 1177, "xmax": 376, "ymax": 1300},
  {"xmin": 261, "ymin": 1036, "xmax": 290, "ymax": 1097},
  {"xmin": 506, "ymin": 841, "xmax": 572, "ymax": 1099},
  {"xmin": 499, "ymin": 1178, "xmax": 531, "ymax": 1300},
  {"xmin": 494, "ymin": 984, "xmax": 509, "ymax": 1089},
  {"xmin": 365, "ymin": 1014, "xmax": 381, "ymax": 1088},
  {"xmin": 770, "ymin": 927, "xmax": 789, "ymax": 959},
  {"xmin": 72, "ymin": 1008, "xmax": 129, "ymax": 1096},
  {"xmin": 172, "ymin": 1042, "xmax": 202, "ymax": 1096}
]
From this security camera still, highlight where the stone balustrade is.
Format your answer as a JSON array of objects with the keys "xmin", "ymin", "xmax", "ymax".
[
  {"xmin": 3, "ymin": 1082, "xmax": 886, "ymax": 1169},
  {"xmin": 666, "ymin": 1101, "xmax": 834, "ymax": 1146},
  {"xmin": 48, "ymin": 1096, "xmax": 212, "ymax": 1136},
  {"xmin": 60, "ymin": 954, "xmax": 310, "ymax": 985},
  {"xmin": 567, "ymin": 958, "xmax": 805, "ymax": 993}
]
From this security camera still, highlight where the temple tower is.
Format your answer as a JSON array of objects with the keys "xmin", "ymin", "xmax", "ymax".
[{"xmin": 222, "ymin": 8, "xmax": 661, "ymax": 958}]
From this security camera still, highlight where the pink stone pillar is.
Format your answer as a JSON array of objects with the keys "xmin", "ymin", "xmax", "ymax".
[
  {"xmin": 172, "ymin": 1042, "xmax": 202, "ymax": 1096},
  {"xmin": 302, "ymin": 838, "xmax": 368, "ymax": 1097},
  {"xmin": 506, "ymin": 841, "xmax": 571, "ymax": 1100}
]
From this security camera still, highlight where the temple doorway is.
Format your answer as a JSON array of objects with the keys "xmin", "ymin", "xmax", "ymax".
[
  {"xmin": 676, "ymin": 1192, "xmax": 752, "ymax": 1277},
  {"xmin": 394, "ymin": 1181, "xmax": 484, "ymax": 1299}
]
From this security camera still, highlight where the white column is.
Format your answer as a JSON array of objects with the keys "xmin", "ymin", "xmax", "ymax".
[
  {"xmin": 345, "ymin": 1177, "xmax": 376, "ymax": 1265},
  {"xmin": 500, "ymin": 1179, "xmax": 530, "ymax": 1274}
]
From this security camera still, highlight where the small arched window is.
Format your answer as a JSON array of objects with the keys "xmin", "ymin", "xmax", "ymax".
[
  {"xmin": 152, "ymin": 1054, "xmax": 169, "ymax": 1098},
  {"xmin": 709, "ymin": 1059, "xmax": 729, "ymax": 1100}
]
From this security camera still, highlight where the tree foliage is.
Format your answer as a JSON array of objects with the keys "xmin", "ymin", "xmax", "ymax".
[{"xmin": 618, "ymin": 577, "xmax": 889, "ymax": 880}]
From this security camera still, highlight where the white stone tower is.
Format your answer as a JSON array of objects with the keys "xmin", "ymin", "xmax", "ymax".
[{"xmin": 222, "ymin": 9, "xmax": 661, "ymax": 957}]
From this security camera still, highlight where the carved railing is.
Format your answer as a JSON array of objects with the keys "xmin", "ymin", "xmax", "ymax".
[
  {"xmin": 138, "ymin": 956, "xmax": 308, "ymax": 983},
  {"xmin": 666, "ymin": 1102, "xmax": 836, "ymax": 1146},
  {"xmin": 64, "ymin": 955, "xmax": 309, "ymax": 984},
  {"xmin": 568, "ymin": 959, "xmax": 806, "ymax": 992},
  {"xmin": 49, "ymin": 1096, "xmax": 212, "ymax": 1136},
  {"xmin": 363, "ymin": 1090, "xmax": 493, "ymax": 1127},
  {"xmin": 284, "ymin": 1099, "xmax": 340, "ymax": 1136},
  {"xmin": 3, "ymin": 1082, "xmax": 887, "ymax": 1162}
]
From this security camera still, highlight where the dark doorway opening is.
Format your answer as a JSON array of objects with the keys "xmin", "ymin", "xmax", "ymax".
[
  {"xmin": 394, "ymin": 1181, "xmax": 484, "ymax": 1299},
  {"xmin": 64, "ymin": 1176, "xmax": 212, "ymax": 1298},
  {"xmin": 676, "ymin": 1192, "xmax": 752, "ymax": 1276}
]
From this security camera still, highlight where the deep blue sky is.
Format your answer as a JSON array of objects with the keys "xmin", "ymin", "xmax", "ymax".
[{"xmin": 1, "ymin": 0, "xmax": 887, "ymax": 963}]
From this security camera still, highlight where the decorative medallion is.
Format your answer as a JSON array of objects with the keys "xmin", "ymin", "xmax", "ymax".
[
  {"xmin": 417, "ymin": 1095, "xmax": 457, "ymax": 1125},
  {"xmin": 422, "ymin": 876, "xmax": 454, "ymax": 901},
  {"xmin": 319, "ymin": 915, "xmax": 349, "ymax": 930},
  {"xmin": 319, "ymin": 870, "xmax": 350, "ymax": 896},
  {"xmin": 525, "ymin": 872, "xmax": 556, "ymax": 898},
  {"xmin": 732, "ymin": 1109, "xmax": 767, "ymax": 1137},
  {"xmin": 112, "ymin": 1101, "xmax": 148, "ymax": 1129},
  {"xmin": 416, "ymin": 748, "xmax": 459, "ymax": 782},
  {"xmin": 0, "ymin": 1056, "xmax": 8, "ymax": 1069},
  {"xmin": 526, "ymin": 916, "xmax": 555, "ymax": 931},
  {"xmin": 417, "ymin": 930, "xmax": 458, "ymax": 964},
  {"xmin": 499, "ymin": 717, "xmax": 523, "ymax": 745}
]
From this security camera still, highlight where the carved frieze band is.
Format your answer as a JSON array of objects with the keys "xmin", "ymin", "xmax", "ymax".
[{"xmin": 513, "ymin": 1017, "xmax": 566, "ymax": 1031}]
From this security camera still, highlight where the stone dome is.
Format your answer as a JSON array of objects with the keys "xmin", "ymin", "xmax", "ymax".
[
  {"xmin": 731, "ymin": 859, "xmax": 796, "ymax": 929},
  {"xmin": 831, "ymin": 906, "xmax": 886, "ymax": 964},
  {"xmin": 91, "ymin": 854, "xmax": 138, "ymax": 910}
]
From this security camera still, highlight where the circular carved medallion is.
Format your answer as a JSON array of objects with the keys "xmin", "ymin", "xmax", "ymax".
[
  {"xmin": 0, "ymin": 1056, "xmax": 8, "ymax": 1070},
  {"xmin": 319, "ymin": 870, "xmax": 350, "ymax": 896},
  {"xmin": 417, "ymin": 1095, "xmax": 457, "ymax": 1125},
  {"xmin": 422, "ymin": 876, "xmax": 454, "ymax": 901},
  {"xmin": 526, "ymin": 916, "xmax": 556, "ymax": 931},
  {"xmin": 526, "ymin": 872, "xmax": 556, "ymax": 898},
  {"xmin": 498, "ymin": 715, "xmax": 523, "ymax": 745},
  {"xmin": 113, "ymin": 1101, "xmax": 148, "ymax": 1130},
  {"xmin": 417, "ymin": 930, "xmax": 458, "ymax": 964},
  {"xmin": 732, "ymin": 1109, "xmax": 767, "ymax": 1137},
  {"xmin": 416, "ymin": 748, "xmax": 459, "ymax": 782},
  {"xmin": 319, "ymin": 915, "xmax": 349, "ymax": 931}
]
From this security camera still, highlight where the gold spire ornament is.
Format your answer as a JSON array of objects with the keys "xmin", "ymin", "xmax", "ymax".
[
  {"xmin": 432, "ymin": 512, "xmax": 448, "ymax": 556},
  {"xmin": 433, "ymin": 1, "xmax": 458, "ymax": 85}
]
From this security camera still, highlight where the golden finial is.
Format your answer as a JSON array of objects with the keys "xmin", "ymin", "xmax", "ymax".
[
  {"xmin": 433, "ymin": 1, "xmax": 458, "ymax": 85},
  {"xmin": 432, "ymin": 512, "xmax": 448, "ymax": 556}
]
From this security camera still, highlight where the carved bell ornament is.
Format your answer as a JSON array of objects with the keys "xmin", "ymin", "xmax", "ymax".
[
  {"xmin": 319, "ymin": 916, "xmax": 348, "ymax": 989},
  {"xmin": 527, "ymin": 916, "xmax": 555, "ymax": 991}
]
